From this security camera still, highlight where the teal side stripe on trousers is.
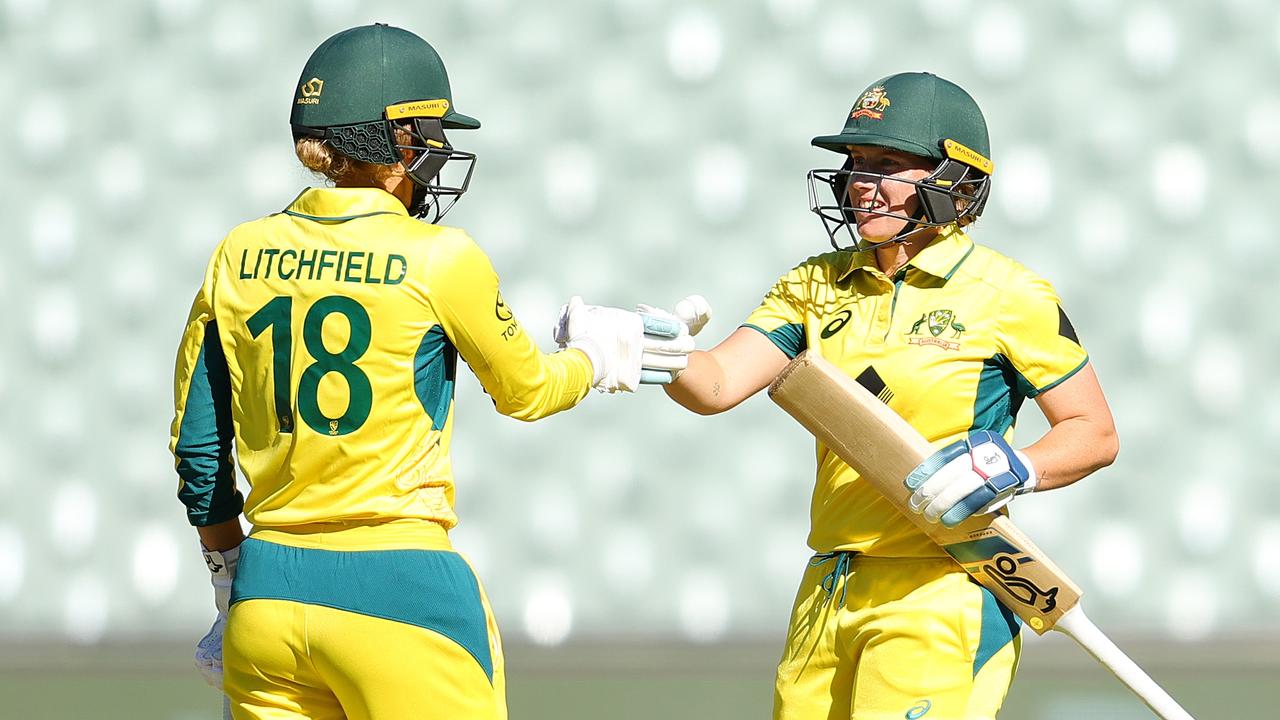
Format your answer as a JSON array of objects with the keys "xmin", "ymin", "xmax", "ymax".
[
  {"xmin": 231, "ymin": 538, "xmax": 493, "ymax": 682},
  {"xmin": 973, "ymin": 584, "xmax": 1021, "ymax": 677}
]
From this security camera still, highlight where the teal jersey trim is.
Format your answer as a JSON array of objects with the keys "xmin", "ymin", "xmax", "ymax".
[
  {"xmin": 175, "ymin": 321, "xmax": 245, "ymax": 526},
  {"xmin": 942, "ymin": 242, "xmax": 976, "ymax": 281},
  {"xmin": 885, "ymin": 269, "xmax": 906, "ymax": 341},
  {"xmin": 282, "ymin": 209, "xmax": 400, "ymax": 223},
  {"xmin": 414, "ymin": 325, "xmax": 457, "ymax": 432},
  {"xmin": 742, "ymin": 322, "xmax": 807, "ymax": 359},
  {"xmin": 970, "ymin": 354, "xmax": 1031, "ymax": 435},
  {"xmin": 973, "ymin": 584, "xmax": 1021, "ymax": 677},
  {"xmin": 1028, "ymin": 355, "xmax": 1089, "ymax": 398},
  {"xmin": 232, "ymin": 538, "xmax": 494, "ymax": 682}
]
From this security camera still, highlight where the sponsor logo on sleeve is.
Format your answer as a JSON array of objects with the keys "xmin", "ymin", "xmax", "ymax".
[{"xmin": 495, "ymin": 292, "xmax": 514, "ymax": 321}]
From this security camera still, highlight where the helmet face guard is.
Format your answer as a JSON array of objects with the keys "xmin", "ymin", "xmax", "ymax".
[
  {"xmin": 807, "ymin": 147, "xmax": 991, "ymax": 252},
  {"xmin": 397, "ymin": 116, "xmax": 476, "ymax": 222}
]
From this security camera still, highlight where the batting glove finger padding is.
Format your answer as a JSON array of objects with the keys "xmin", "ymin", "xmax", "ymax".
[
  {"xmin": 554, "ymin": 296, "xmax": 652, "ymax": 393},
  {"xmin": 674, "ymin": 294, "xmax": 712, "ymax": 336},
  {"xmin": 634, "ymin": 295, "xmax": 713, "ymax": 385},
  {"xmin": 194, "ymin": 612, "xmax": 227, "ymax": 688},
  {"xmin": 904, "ymin": 430, "xmax": 1036, "ymax": 527}
]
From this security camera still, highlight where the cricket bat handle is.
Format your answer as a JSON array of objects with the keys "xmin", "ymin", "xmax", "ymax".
[
  {"xmin": 223, "ymin": 694, "xmax": 233, "ymax": 719},
  {"xmin": 1054, "ymin": 606, "xmax": 1195, "ymax": 720}
]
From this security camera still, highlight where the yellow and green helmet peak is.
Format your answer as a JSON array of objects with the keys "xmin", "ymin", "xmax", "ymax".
[
  {"xmin": 812, "ymin": 71, "xmax": 991, "ymax": 173},
  {"xmin": 290, "ymin": 23, "xmax": 479, "ymax": 165}
]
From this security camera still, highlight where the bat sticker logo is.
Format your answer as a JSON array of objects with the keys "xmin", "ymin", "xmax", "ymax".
[{"xmin": 982, "ymin": 554, "xmax": 1059, "ymax": 612}]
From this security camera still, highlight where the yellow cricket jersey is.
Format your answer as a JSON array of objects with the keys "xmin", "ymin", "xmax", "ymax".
[
  {"xmin": 170, "ymin": 187, "xmax": 593, "ymax": 531},
  {"xmin": 745, "ymin": 225, "xmax": 1088, "ymax": 557}
]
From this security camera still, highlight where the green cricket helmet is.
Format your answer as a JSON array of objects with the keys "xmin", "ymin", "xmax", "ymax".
[
  {"xmin": 290, "ymin": 23, "xmax": 480, "ymax": 219},
  {"xmin": 807, "ymin": 72, "xmax": 994, "ymax": 251}
]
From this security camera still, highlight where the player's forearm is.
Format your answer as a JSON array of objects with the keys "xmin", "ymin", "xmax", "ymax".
[
  {"xmin": 664, "ymin": 350, "xmax": 733, "ymax": 415},
  {"xmin": 1022, "ymin": 415, "xmax": 1119, "ymax": 492},
  {"xmin": 197, "ymin": 517, "xmax": 245, "ymax": 552}
]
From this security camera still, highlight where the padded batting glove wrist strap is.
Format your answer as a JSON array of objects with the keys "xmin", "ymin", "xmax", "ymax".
[{"xmin": 202, "ymin": 544, "xmax": 239, "ymax": 616}]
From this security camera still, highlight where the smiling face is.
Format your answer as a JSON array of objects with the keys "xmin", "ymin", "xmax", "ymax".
[{"xmin": 844, "ymin": 146, "xmax": 938, "ymax": 243}]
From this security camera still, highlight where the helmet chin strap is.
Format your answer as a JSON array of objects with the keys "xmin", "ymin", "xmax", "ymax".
[{"xmin": 409, "ymin": 184, "xmax": 437, "ymax": 220}]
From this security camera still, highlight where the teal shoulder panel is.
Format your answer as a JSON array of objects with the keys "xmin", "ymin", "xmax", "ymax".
[
  {"xmin": 742, "ymin": 322, "xmax": 807, "ymax": 359},
  {"xmin": 175, "ymin": 321, "xmax": 244, "ymax": 526},
  {"xmin": 231, "ymin": 539, "xmax": 494, "ymax": 683},
  {"xmin": 970, "ymin": 354, "xmax": 1030, "ymax": 435},
  {"xmin": 973, "ymin": 584, "xmax": 1021, "ymax": 677},
  {"xmin": 414, "ymin": 325, "xmax": 458, "ymax": 431}
]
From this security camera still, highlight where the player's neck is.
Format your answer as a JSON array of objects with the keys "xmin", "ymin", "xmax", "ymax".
[{"xmin": 874, "ymin": 230, "xmax": 937, "ymax": 276}]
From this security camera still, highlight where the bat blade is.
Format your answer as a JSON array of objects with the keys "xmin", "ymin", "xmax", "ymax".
[
  {"xmin": 769, "ymin": 351, "xmax": 1196, "ymax": 719},
  {"xmin": 768, "ymin": 351, "xmax": 1080, "ymax": 634}
]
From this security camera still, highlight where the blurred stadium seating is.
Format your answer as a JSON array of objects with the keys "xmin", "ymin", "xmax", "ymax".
[{"xmin": 2, "ymin": 0, "xmax": 1277, "ymax": 716}]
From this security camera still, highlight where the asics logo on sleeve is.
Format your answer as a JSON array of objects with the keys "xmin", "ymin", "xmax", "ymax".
[{"xmin": 905, "ymin": 699, "xmax": 932, "ymax": 718}]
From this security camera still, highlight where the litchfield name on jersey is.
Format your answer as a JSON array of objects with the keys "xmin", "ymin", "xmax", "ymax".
[{"xmin": 237, "ymin": 247, "xmax": 408, "ymax": 285}]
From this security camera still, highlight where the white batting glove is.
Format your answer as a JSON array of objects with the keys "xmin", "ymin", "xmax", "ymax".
[
  {"xmin": 195, "ymin": 613, "xmax": 227, "ymax": 688},
  {"xmin": 553, "ymin": 297, "xmax": 644, "ymax": 393},
  {"xmin": 195, "ymin": 545, "xmax": 238, "ymax": 688},
  {"xmin": 903, "ymin": 431, "xmax": 1037, "ymax": 528},
  {"xmin": 635, "ymin": 295, "xmax": 712, "ymax": 384}
]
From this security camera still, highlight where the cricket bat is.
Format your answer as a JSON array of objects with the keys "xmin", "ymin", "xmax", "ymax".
[{"xmin": 768, "ymin": 351, "xmax": 1194, "ymax": 720}]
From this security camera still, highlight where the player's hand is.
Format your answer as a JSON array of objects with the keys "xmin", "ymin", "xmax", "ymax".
[
  {"xmin": 903, "ymin": 431, "xmax": 1036, "ymax": 527},
  {"xmin": 635, "ymin": 295, "xmax": 712, "ymax": 384},
  {"xmin": 195, "ymin": 545, "xmax": 238, "ymax": 688},
  {"xmin": 195, "ymin": 612, "xmax": 227, "ymax": 687},
  {"xmin": 555, "ymin": 296, "xmax": 674, "ymax": 393}
]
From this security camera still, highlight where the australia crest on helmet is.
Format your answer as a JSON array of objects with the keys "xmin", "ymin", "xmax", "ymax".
[{"xmin": 850, "ymin": 86, "xmax": 891, "ymax": 120}]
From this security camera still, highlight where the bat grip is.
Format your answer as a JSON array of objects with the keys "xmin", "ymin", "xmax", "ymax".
[
  {"xmin": 1052, "ymin": 605, "xmax": 1195, "ymax": 720},
  {"xmin": 223, "ymin": 694, "xmax": 234, "ymax": 720}
]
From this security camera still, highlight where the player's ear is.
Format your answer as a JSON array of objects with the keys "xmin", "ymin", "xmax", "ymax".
[{"xmin": 396, "ymin": 145, "xmax": 416, "ymax": 169}]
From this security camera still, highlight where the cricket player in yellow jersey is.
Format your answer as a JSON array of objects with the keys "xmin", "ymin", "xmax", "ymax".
[
  {"xmin": 169, "ymin": 24, "xmax": 704, "ymax": 720},
  {"xmin": 660, "ymin": 72, "xmax": 1119, "ymax": 719}
]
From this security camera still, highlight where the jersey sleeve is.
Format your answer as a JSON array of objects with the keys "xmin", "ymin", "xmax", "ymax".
[
  {"xmin": 742, "ymin": 264, "xmax": 809, "ymax": 359},
  {"xmin": 998, "ymin": 272, "xmax": 1089, "ymax": 397},
  {"xmin": 426, "ymin": 232, "xmax": 592, "ymax": 421},
  {"xmin": 170, "ymin": 244, "xmax": 245, "ymax": 527}
]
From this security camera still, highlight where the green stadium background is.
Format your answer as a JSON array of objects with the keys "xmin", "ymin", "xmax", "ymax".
[{"xmin": 2, "ymin": 0, "xmax": 1278, "ymax": 717}]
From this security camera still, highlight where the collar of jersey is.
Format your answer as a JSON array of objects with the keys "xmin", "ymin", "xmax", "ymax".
[
  {"xmin": 838, "ymin": 225, "xmax": 975, "ymax": 283},
  {"xmin": 282, "ymin": 187, "xmax": 409, "ymax": 222}
]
